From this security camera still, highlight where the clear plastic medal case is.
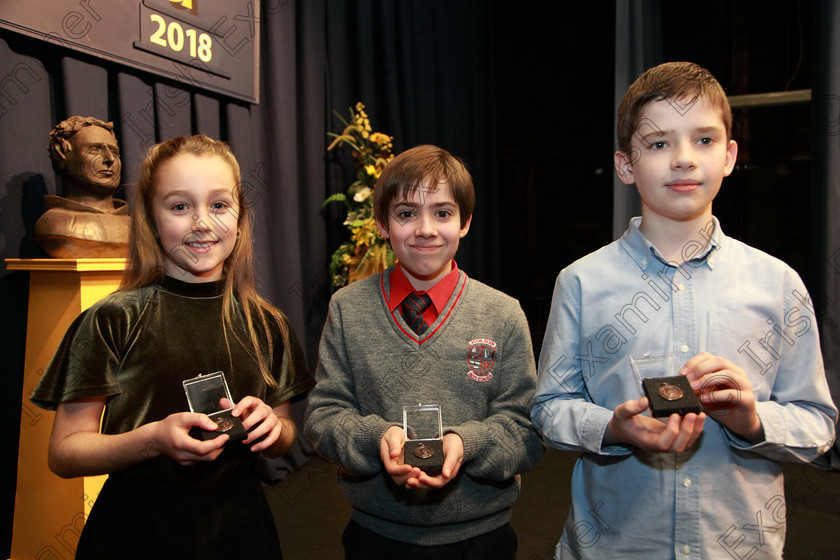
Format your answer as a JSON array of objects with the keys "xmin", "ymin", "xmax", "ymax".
[
  {"xmin": 183, "ymin": 371, "xmax": 246, "ymax": 441},
  {"xmin": 403, "ymin": 404, "xmax": 444, "ymax": 472}
]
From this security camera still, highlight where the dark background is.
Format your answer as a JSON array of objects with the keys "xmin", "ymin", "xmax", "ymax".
[{"xmin": 1, "ymin": 1, "xmax": 837, "ymax": 557}]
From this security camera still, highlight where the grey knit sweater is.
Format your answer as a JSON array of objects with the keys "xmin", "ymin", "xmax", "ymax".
[{"xmin": 304, "ymin": 268, "xmax": 545, "ymax": 545}]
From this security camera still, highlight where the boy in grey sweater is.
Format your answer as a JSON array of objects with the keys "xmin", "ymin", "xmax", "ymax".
[{"xmin": 305, "ymin": 145, "xmax": 544, "ymax": 559}]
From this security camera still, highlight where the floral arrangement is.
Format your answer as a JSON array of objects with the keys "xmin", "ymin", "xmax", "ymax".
[{"xmin": 324, "ymin": 103, "xmax": 396, "ymax": 290}]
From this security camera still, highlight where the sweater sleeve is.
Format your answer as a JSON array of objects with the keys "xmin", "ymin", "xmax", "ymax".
[
  {"xmin": 446, "ymin": 303, "xmax": 545, "ymax": 481},
  {"xmin": 303, "ymin": 298, "xmax": 396, "ymax": 475}
]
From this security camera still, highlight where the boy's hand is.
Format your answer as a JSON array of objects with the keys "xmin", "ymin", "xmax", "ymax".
[
  {"xmin": 681, "ymin": 352, "xmax": 764, "ymax": 443},
  {"xmin": 404, "ymin": 433, "xmax": 464, "ymax": 489},
  {"xmin": 606, "ymin": 397, "xmax": 705, "ymax": 453},
  {"xmin": 380, "ymin": 425, "xmax": 421, "ymax": 486}
]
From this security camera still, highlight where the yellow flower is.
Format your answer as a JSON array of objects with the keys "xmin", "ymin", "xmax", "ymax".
[
  {"xmin": 326, "ymin": 103, "xmax": 397, "ymax": 290},
  {"xmin": 369, "ymin": 132, "xmax": 391, "ymax": 145},
  {"xmin": 364, "ymin": 165, "xmax": 381, "ymax": 179},
  {"xmin": 351, "ymin": 229, "xmax": 372, "ymax": 247}
]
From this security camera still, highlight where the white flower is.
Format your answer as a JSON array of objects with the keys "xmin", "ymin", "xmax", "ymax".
[{"xmin": 353, "ymin": 187, "xmax": 373, "ymax": 202}]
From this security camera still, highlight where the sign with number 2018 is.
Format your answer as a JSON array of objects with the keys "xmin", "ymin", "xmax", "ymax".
[{"xmin": 0, "ymin": 0, "xmax": 261, "ymax": 103}]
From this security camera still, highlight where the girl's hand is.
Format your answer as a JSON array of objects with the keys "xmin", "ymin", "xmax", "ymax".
[
  {"xmin": 49, "ymin": 400, "xmax": 227, "ymax": 478},
  {"xmin": 150, "ymin": 412, "xmax": 228, "ymax": 466},
  {"xmin": 230, "ymin": 397, "xmax": 295, "ymax": 455}
]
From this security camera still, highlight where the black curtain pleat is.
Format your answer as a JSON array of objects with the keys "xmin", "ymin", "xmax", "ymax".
[
  {"xmin": 154, "ymin": 83, "xmax": 192, "ymax": 139},
  {"xmin": 115, "ymin": 73, "xmax": 156, "ymax": 193},
  {"xmin": 62, "ymin": 56, "xmax": 108, "ymax": 117},
  {"xmin": 193, "ymin": 93, "xmax": 221, "ymax": 139},
  {"xmin": 612, "ymin": 0, "xmax": 661, "ymax": 239},
  {"xmin": 812, "ymin": 0, "xmax": 840, "ymax": 469}
]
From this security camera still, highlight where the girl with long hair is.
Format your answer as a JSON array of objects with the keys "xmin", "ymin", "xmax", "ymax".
[{"xmin": 32, "ymin": 135, "xmax": 313, "ymax": 559}]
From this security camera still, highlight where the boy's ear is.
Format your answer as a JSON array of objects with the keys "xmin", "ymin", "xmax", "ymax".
[
  {"xmin": 614, "ymin": 151, "xmax": 635, "ymax": 185},
  {"xmin": 723, "ymin": 139, "xmax": 738, "ymax": 177},
  {"xmin": 458, "ymin": 215, "xmax": 473, "ymax": 238},
  {"xmin": 375, "ymin": 217, "xmax": 389, "ymax": 239}
]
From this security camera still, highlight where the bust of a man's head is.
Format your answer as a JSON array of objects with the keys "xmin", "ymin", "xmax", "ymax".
[
  {"xmin": 34, "ymin": 116, "xmax": 129, "ymax": 257},
  {"xmin": 48, "ymin": 116, "xmax": 121, "ymax": 209}
]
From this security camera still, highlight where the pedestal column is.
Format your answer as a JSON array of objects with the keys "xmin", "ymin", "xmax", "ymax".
[{"xmin": 6, "ymin": 258, "xmax": 125, "ymax": 560}]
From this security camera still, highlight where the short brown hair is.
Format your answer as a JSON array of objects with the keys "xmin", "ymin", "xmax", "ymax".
[
  {"xmin": 374, "ymin": 144, "xmax": 475, "ymax": 229},
  {"xmin": 617, "ymin": 62, "xmax": 732, "ymax": 156}
]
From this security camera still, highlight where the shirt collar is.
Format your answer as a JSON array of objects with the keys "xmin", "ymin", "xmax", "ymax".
[
  {"xmin": 619, "ymin": 216, "xmax": 724, "ymax": 272},
  {"xmin": 387, "ymin": 261, "xmax": 460, "ymax": 313}
]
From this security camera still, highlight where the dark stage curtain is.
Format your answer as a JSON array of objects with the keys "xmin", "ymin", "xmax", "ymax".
[
  {"xmin": 323, "ymin": 0, "xmax": 497, "ymax": 285},
  {"xmin": 611, "ymin": 0, "xmax": 661, "ymax": 239},
  {"xmin": 812, "ymin": 0, "xmax": 840, "ymax": 469},
  {"xmin": 0, "ymin": 1, "xmax": 496, "ymax": 554}
]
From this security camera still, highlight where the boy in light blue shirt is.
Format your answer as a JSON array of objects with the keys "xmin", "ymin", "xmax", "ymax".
[{"xmin": 532, "ymin": 62, "xmax": 836, "ymax": 559}]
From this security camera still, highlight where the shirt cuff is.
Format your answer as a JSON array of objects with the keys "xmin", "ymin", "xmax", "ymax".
[{"xmin": 587, "ymin": 407, "xmax": 632, "ymax": 456}]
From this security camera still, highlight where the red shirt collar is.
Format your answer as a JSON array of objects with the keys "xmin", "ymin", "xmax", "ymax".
[{"xmin": 388, "ymin": 261, "xmax": 460, "ymax": 314}]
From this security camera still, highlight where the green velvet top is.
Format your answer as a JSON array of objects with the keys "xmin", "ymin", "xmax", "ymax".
[{"xmin": 31, "ymin": 276, "xmax": 314, "ymax": 483}]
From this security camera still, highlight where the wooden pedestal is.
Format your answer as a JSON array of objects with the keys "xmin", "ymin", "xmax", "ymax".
[{"xmin": 6, "ymin": 259, "xmax": 126, "ymax": 560}]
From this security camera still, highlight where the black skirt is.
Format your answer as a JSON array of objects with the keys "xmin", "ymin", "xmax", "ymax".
[{"xmin": 76, "ymin": 468, "xmax": 283, "ymax": 560}]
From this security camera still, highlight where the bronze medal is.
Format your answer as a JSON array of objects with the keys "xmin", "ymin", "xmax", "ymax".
[
  {"xmin": 658, "ymin": 382, "xmax": 684, "ymax": 401},
  {"xmin": 215, "ymin": 417, "xmax": 234, "ymax": 432},
  {"xmin": 413, "ymin": 442, "xmax": 434, "ymax": 459}
]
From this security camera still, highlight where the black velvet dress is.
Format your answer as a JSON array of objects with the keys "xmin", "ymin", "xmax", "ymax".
[{"xmin": 31, "ymin": 276, "xmax": 314, "ymax": 560}]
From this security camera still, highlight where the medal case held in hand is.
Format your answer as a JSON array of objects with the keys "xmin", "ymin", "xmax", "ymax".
[
  {"xmin": 641, "ymin": 376, "xmax": 702, "ymax": 417},
  {"xmin": 631, "ymin": 354, "xmax": 702, "ymax": 418},
  {"xmin": 403, "ymin": 404, "xmax": 444, "ymax": 473},
  {"xmin": 183, "ymin": 371, "xmax": 247, "ymax": 442}
]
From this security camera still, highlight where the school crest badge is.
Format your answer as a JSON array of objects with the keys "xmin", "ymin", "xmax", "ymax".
[{"xmin": 467, "ymin": 338, "xmax": 496, "ymax": 382}]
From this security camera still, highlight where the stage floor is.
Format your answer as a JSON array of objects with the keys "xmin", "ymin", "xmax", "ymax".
[{"xmin": 267, "ymin": 448, "xmax": 840, "ymax": 559}]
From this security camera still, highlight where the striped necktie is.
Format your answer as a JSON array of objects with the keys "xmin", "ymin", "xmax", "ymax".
[{"xmin": 400, "ymin": 292, "xmax": 432, "ymax": 335}]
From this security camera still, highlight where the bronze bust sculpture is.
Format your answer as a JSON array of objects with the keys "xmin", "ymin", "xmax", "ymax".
[{"xmin": 34, "ymin": 116, "xmax": 130, "ymax": 258}]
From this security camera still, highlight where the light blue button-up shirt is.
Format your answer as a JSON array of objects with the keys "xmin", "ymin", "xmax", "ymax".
[{"xmin": 532, "ymin": 217, "xmax": 836, "ymax": 560}]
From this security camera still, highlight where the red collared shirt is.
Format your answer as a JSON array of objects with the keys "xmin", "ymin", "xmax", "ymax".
[{"xmin": 387, "ymin": 261, "xmax": 460, "ymax": 326}]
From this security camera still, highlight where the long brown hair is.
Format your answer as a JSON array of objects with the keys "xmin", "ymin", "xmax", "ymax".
[{"xmin": 121, "ymin": 135, "xmax": 291, "ymax": 386}]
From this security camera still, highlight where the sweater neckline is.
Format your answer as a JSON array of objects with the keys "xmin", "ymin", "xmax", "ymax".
[
  {"xmin": 381, "ymin": 268, "xmax": 468, "ymax": 344},
  {"xmin": 159, "ymin": 275, "xmax": 225, "ymax": 298}
]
